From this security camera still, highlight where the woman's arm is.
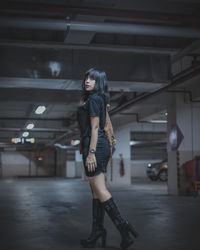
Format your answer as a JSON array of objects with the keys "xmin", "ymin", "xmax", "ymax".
[
  {"xmin": 89, "ymin": 116, "xmax": 99, "ymax": 150},
  {"xmin": 86, "ymin": 116, "xmax": 99, "ymax": 172}
]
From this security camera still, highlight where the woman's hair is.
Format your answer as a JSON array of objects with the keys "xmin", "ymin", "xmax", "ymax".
[{"xmin": 81, "ymin": 68, "xmax": 110, "ymax": 104}]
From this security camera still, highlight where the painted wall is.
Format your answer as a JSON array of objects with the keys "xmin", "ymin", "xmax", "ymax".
[{"xmin": 1, "ymin": 149, "xmax": 56, "ymax": 177}]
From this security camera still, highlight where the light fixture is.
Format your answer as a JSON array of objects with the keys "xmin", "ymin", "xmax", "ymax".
[
  {"xmin": 22, "ymin": 132, "xmax": 29, "ymax": 137},
  {"xmin": 35, "ymin": 105, "xmax": 46, "ymax": 114},
  {"xmin": 37, "ymin": 156, "xmax": 43, "ymax": 161},
  {"xmin": 11, "ymin": 138, "xmax": 21, "ymax": 144},
  {"xmin": 26, "ymin": 123, "xmax": 34, "ymax": 129},
  {"xmin": 26, "ymin": 138, "xmax": 35, "ymax": 143},
  {"xmin": 71, "ymin": 140, "xmax": 80, "ymax": 146},
  {"xmin": 129, "ymin": 141, "xmax": 140, "ymax": 146},
  {"xmin": 150, "ymin": 120, "xmax": 167, "ymax": 124},
  {"xmin": 49, "ymin": 61, "xmax": 62, "ymax": 77}
]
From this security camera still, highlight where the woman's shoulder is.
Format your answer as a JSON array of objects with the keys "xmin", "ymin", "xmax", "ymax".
[{"xmin": 89, "ymin": 93, "xmax": 104, "ymax": 103}]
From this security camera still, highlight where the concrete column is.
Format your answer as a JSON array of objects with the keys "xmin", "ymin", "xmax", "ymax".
[
  {"xmin": 75, "ymin": 150, "xmax": 85, "ymax": 179},
  {"xmin": 55, "ymin": 149, "xmax": 67, "ymax": 177},
  {"xmin": 107, "ymin": 125, "xmax": 131, "ymax": 186},
  {"xmin": 167, "ymin": 93, "xmax": 200, "ymax": 195},
  {"xmin": 167, "ymin": 94, "xmax": 178, "ymax": 195}
]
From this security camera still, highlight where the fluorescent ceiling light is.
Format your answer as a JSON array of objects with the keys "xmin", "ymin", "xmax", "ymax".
[
  {"xmin": 22, "ymin": 132, "xmax": 29, "ymax": 137},
  {"xmin": 150, "ymin": 120, "xmax": 167, "ymax": 123},
  {"xmin": 35, "ymin": 105, "xmax": 46, "ymax": 114},
  {"xmin": 26, "ymin": 123, "xmax": 34, "ymax": 129},
  {"xmin": 26, "ymin": 138, "xmax": 35, "ymax": 143},
  {"xmin": 11, "ymin": 138, "xmax": 21, "ymax": 144},
  {"xmin": 130, "ymin": 141, "xmax": 140, "ymax": 146},
  {"xmin": 71, "ymin": 140, "xmax": 80, "ymax": 146},
  {"xmin": 49, "ymin": 61, "xmax": 62, "ymax": 77}
]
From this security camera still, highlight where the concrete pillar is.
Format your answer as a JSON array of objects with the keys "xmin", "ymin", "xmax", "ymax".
[
  {"xmin": 107, "ymin": 125, "xmax": 131, "ymax": 186},
  {"xmin": 167, "ymin": 93, "xmax": 200, "ymax": 195},
  {"xmin": 66, "ymin": 161, "xmax": 76, "ymax": 177},
  {"xmin": 55, "ymin": 149, "xmax": 67, "ymax": 177},
  {"xmin": 167, "ymin": 95, "xmax": 178, "ymax": 195},
  {"xmin": 75, "ymin": 150, "xmax": 85, "ymax": 179}
]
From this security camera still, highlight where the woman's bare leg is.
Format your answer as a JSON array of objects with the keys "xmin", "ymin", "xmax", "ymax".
[
  {"xmin": 87, "ymin": 173, "xmax": 112, "ymax": 202},
  {"xmin": 89, "ymin": 183, "xmax": 98, "ymax": 199},
  {"xmin": 87, "ymin": 173, "xmax": 139, "ymax": 250}
]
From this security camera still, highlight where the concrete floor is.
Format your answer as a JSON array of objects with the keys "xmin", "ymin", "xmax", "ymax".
[{"xmin": 0, "ymin": 177, "xmax": 199, "ymax": 250}]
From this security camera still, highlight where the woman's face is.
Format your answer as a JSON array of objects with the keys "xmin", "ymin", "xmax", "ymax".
[{"xmin": 84, "ymin": 75, "xmax": 95, "ymax": 91}]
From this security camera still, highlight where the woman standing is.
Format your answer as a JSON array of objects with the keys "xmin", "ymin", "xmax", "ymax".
[{"xmin": 77, "ymin": 68, "xmax": 139, "ymax": 249}]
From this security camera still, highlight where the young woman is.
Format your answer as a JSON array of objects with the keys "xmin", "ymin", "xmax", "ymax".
[{"xmin": 77, "ymin": 68, "xmax": 139, "ymax": 249}]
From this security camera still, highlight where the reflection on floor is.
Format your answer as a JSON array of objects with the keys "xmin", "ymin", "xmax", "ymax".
[{"xmin": 0, "ymin": 177, "xmax": 199, "ymax": 250}]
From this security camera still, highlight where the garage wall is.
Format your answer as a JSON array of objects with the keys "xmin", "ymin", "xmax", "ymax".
[
  {"xmin": 175, "ymin": 96, "xmax": 200, "ymax": 166},
  {"xmin": 1, "ymin": 149, "xmax": 56, "ymax": 177},
  {"xmin": 1, "ymin": 151, "xmax": 29, "ymax": 177},
  {"xmin": 114, "ymin": 120, "xmax": 167, "ymax": 179}
]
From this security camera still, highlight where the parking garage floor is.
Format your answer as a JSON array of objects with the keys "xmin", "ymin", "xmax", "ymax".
[{"xmin": 0, "ymin": 177, "xmax": 199, "ymax": 250}]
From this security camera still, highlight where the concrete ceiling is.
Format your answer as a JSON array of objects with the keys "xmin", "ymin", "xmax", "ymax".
[{"xmin": 0, "ymin": 0, "xmax": 200, "ymax": 150}]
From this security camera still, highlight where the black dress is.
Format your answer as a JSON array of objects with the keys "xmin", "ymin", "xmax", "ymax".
[{"xmin": 77, "ymin": 93, "xmax": 111, "ymax": 177}]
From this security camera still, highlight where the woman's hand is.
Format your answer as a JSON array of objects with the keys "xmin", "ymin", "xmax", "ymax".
[{"xmin": 86, "ymin": 153, "xmax": 97, "ymax": 172}]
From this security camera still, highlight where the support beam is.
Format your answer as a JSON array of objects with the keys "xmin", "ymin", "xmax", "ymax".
[
  {"xmin": 0, "ymin": 128, "xmax": 69, "ymax": 132},
  {"xmin": 1, "ymin": 3, "xmax": 200, "ymax": 25},
  {"xmin": 110, "ymin": 63, "xmax": 200, "ymax": 115},
  {"xmin": 0, "ymin": 78, "xmax": 166, "ymax": 93},
  {"xmin": 0, "ymin": 40, "xmax": 179, "ymax": 55},
  {"xmin": 1, "ymin": 17, "xmax": 200, "ymax": 38},
  {"xmin": 172, "ymin": 39, "xmax": 200, "ymax": 63}
]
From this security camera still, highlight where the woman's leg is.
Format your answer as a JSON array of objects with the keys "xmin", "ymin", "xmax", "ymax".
[
  {"xmin": 89, "ymin": 183, "xmax": 98, "ymax": 199},
  {"xmin": 88, "ymin": 182, "xmax": 106, "ymax": 229},
  {"xmin": 88, "ymin": 173, "xmax": 138, "ymax": 250},
  {"xmin": 87, "ymin": 173, "xmax": 112, "ymax": 202},
  {"xmin": 80, "ymin": 176, "xmax": 106, "ymax": 247},
  {"xmin": 89, "ymin": 182, "xmax": 106, "ymax": 229}
]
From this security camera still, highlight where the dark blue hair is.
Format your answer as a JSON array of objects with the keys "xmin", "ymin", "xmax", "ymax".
[{"xmin": 81, "ymin": 68, "xmax": 110, "ymax": 104}]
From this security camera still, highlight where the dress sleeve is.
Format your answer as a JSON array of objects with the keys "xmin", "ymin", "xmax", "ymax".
[{"xmin": 88, "ymin": 96, "xmax": 101, "ymax": 117}]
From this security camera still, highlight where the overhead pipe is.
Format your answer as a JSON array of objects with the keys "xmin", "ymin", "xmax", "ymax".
[
  {"xmin": 119, "ymin": 112, "xmax": 167, "ymax": 124},
  {"xmin": 1, "ymin": 17, "xmax": 200, "ymax": 38},
  {"xmin": 167, "ymin": 90, "xmax": 200, "ymax": 103},
  {"xmin": 0, "ymin": 127, "xmax": 69, "ymax": 132},
  {"xmin": 2, "ymin": 3, "xmax": 200, "ymax": 25},
  {"xmin": 0, "ymin": 117, "xmax": 69, "ymax": 121},
  {"xmin": 110, "ymin": 63, "xmax": 200, "ymax": 115},
  {"xmin": 0, "ymin": 40, "xmax": 178, "ymax": 55}
]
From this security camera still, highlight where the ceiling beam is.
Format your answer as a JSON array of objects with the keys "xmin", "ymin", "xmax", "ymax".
[
  {"xmin": 0, "ymin": 117, "xmax": 69, "ymax": 121},
  {"xmin": 1, "ymin": 2, "xmax": 200, "ymax": 24},
  {"xmin": 171, "ymin": 39, "xmax": 200, "ymax": 63},
  {"xmin": 0, "ymin": 78, "xmax": 166, "ymax": 94},
  {"xmin": 0, "ymin": 87, "xmax": 79, "ymax": 103},
  {"xmin": 1, "ymin": 17, "xmax": 200, "ymax": 38},
  {"xmin": 0, "ymin": 127, "xmax": 70, "ymax": 132},
  {"xmin": 110, "ymin": 62, "xmax": 200, "ymax": 115},
  {"xmin": 0, "ymin": 40, "xmax": 179, "ymax": 55}
]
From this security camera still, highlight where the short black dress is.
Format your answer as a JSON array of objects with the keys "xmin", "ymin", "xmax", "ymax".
[{"xmin": 77, "ymin": 93, "xmax": 111, "ymax": 177}]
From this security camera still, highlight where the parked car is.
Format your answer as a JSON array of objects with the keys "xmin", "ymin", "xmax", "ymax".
[{"xmin": 146, "ymin": 160, "xmax": 168, "ymax": 182}]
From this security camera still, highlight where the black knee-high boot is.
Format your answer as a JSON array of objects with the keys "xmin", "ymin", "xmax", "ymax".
[
  {"xmin": 80, "ymin": 198, "xmax": 107, "ymax": 248},
  {"xmin": 102, "ymin": 197, "xmax": 139, "ymax": 250}
]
